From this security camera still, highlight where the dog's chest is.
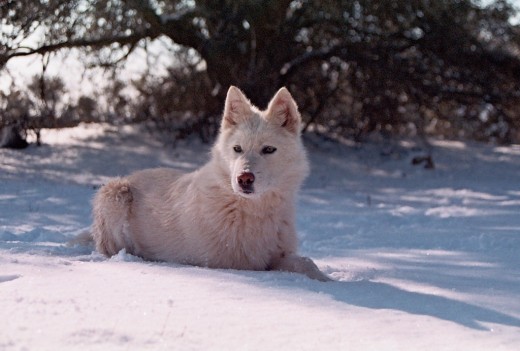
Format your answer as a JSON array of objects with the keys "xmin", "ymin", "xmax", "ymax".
[{"xmin": 200, "ymin": 196, "xmax": 287, "ymax": 269}]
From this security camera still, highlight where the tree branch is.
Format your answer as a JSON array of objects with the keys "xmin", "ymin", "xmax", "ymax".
[
  {"xmin": 280, "ymin": 45, "xmax": 341, "ymax": 78},
  {"xmin": 122, "ymin": 0, "xmax": 207, "ymax": 53},
  {"xmin": 4, "ymin": 29, "xmax": 157, "ymax": 63}
]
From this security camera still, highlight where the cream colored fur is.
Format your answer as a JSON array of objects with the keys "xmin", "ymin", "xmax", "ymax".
[{"xmin": 91, "ymin": 86, "xmax": 329, "ymax": 281}]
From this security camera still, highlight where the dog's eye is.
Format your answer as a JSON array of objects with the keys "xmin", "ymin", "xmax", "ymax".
[
  {"xmin": 261, "ymin": 146, "xmax": 277, "ymax": 155},
  {"xmin": 233, "ymin": 145, "xmax": 243, "ymax": 153}
]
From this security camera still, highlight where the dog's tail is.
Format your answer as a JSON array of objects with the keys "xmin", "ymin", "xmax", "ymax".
[{"xmin": 67, "ymin": 230, "xmax": 94, "ymax": 247}]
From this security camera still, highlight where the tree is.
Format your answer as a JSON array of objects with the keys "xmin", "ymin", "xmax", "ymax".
[{"xmin": 1, "ymin": 0, "xmax": 520, "ymax": 143}]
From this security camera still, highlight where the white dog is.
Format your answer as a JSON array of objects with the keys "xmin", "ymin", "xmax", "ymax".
[{"xmin": 92, "ymin": 86, "xmax": 329, "ymax": 281}]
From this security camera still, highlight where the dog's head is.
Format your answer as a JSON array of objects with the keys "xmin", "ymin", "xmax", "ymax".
[{"xmin": 213, "ymin": 86, "xmax": 310, "ymax": 198}]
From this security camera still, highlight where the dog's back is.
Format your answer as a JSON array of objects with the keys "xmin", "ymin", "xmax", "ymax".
[{"xmin": 92, "ymin": 168, "xmax": 183, "ymax": 257}]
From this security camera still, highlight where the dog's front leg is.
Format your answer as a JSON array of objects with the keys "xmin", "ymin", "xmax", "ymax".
[{"xmin": 271, "ymin": 254, "xmax": 331, "ymax": 282}]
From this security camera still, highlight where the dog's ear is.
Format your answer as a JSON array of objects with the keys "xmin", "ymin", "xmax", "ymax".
[
  {"xmin": 266, "ymin": 87, "xmax": 301, "ymax": 134},
  {"xmin": 222, "ymin": 86, "xmax": 252, "ymax": 129}
]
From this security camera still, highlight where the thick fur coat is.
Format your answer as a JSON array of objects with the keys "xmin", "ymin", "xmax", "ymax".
[{"xmin": 91, "ymin": 86, "xmax": 329, "ymax": 281}]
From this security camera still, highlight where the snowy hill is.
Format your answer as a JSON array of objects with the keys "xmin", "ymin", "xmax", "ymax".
[{"xmin": 1, "ymin": 124, "xmax": 519, "ymax": 350}]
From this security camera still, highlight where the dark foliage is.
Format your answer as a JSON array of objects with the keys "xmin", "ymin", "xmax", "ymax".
[{"xmin": 1, "ymin": 0, "xmax": 519, "ymax": 143}]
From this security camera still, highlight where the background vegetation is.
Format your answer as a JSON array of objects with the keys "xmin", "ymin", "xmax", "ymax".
[{"xmin": 1, "ymin": 0, "xmax": 519, "ymax": 146}]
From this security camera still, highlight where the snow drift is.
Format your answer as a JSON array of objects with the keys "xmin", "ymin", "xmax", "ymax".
[{"xmin": 1, "ymin": 124, "xmax": 519, "ymax": 350}]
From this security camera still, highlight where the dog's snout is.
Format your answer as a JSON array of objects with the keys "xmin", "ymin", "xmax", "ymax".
[{"xmin": 237, "ymin": 172, "xmax": 255, "ymax": 187}]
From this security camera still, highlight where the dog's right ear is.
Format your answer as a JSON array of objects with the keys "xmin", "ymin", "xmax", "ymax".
[{"xmin": 222, "ymin": 86, "xmax": 252, "ymax": 129}]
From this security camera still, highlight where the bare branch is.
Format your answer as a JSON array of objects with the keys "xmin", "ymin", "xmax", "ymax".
[{"xmin": 3, "ymin": 29, "xmax": 158, "ymax": 63}]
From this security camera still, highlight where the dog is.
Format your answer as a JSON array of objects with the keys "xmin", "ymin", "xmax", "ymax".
[{"xmin": 91, "ymin": 86, "xmax": 329, "ymax": 281}]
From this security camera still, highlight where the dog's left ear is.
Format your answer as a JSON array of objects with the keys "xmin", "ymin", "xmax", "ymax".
[{"xmin": 266, "ymin": 87, "xmax": 301, "ymax": 134}]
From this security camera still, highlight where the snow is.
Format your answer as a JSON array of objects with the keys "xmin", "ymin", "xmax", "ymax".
[{"xmin": 1, "ymin": 124, "xmax": 519, "ymax": 350}]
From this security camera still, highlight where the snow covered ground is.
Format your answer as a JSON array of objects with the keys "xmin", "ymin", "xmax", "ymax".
[{"xmin": 1, "ymin": 124, "xmax": 519, "ymax": 350}]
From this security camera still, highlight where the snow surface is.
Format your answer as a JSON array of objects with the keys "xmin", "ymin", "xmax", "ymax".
[{"xmin": 1, "ymin": 124, "xmax": 519, "ymax": 350}]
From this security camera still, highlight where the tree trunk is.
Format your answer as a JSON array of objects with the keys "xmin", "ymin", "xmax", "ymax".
[{"xmin": 0, "ymin": 126, "xmax": 29, "ymax": 149}]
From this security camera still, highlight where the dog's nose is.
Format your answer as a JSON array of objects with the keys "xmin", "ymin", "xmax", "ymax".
[{"xmin": 237, "ymin": 172, "xmax": 255, "ymax": 187}]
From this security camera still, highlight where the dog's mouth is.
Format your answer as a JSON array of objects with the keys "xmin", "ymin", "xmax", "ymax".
[{"xmin": 239, "ymin": 186, "xmax": 254, "ymax": 195}]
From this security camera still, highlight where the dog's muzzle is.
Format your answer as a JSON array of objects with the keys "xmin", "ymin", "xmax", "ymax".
[{"xmin": 237, "ymin": 172, "xmax": 255, "ymax": 194}]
